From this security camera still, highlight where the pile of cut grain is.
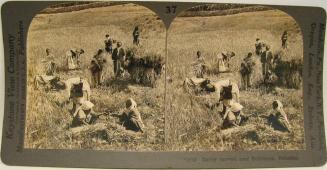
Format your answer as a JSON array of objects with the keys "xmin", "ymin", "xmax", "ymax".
[
  {"xmin": 124, "ymin": 47, "xmax": 165, "ymax": 87},
  {"xmin": 274, "ymin": 50, "xmax": 302, "ymax": 89}
]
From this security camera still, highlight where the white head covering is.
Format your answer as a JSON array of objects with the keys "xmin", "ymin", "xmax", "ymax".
[
  {"xmin": 272, "ymin": 100, "xmax": 283, "ymax": 110},
  {"xmin": 230, "ymin": 101, "xmax": 243, "ymax": 112},
  {"xmin": 126, "ymin": 98, "xmax": 137, "ymax": 110}
]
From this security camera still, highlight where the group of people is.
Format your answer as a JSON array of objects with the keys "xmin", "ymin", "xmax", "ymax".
[
  {"xmin": 36, "ymin": 27, "xmax": 293, "ymax": 134},
  {"xmin": 34, "ymin": 26, "xmax": 145, "ymax": 132},
  {"xmin": 187, "ymin": 31, "xmax": 292, "ymax": 132},
  {"xmin": 241, "ymin": 31, "xmax": 289, "ymax": 90},
  {"xmin": 71, "ymin": 25, "xmax": 141, "ymax": 87}
]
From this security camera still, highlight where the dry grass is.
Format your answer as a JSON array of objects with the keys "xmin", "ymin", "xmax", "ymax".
[
  {"xmin": 25, "ymin": 4, "xmax": 304, "ymax": 151},
  {"xmin": 25, "ymin": 4, "xmax": 166, "ymax": 150},
  {"xmin": 165, "ymin": 9, "xmax": 304, "ymax": 151}
]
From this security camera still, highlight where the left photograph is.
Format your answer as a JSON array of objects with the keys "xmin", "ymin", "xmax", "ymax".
[{"xmin": 25, "ymin": 2, "xmax": 166, "ymax": 150}]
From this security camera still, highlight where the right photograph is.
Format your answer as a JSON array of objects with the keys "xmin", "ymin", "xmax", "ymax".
[{"xmin": 166, "ymin": 4, "xmax": 304, "ymax": 151}]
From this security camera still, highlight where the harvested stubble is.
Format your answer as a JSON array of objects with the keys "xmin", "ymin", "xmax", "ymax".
[
  {"xmin": 26, "ymin": 4, "xmax": 166, "ymax": 150},
  {"xmin": 165, "ymin": 8, "xmax": 304, "ymax": 150}
]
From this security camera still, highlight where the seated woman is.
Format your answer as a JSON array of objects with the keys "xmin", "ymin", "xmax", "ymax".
[
  {"xmin": 121, "ymin": 98, "xmax": 145, "ymax": 133},
  {"xmin": 268, "ymin": 100, "xmax": 291, "ymax": 132}
]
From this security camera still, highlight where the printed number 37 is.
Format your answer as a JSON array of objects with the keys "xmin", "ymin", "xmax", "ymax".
[{"xmin": 166, "ymin": 5, "xmax": 177, "ymax": 14}]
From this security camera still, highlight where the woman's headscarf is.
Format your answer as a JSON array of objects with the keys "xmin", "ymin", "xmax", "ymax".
[
  {"xmin": 126, "ymin": 98, "xmax": 137, "ymax": 110},
  {"xmin": 272, "ymin": 100, "xmax": 283, "ymax": 111}
]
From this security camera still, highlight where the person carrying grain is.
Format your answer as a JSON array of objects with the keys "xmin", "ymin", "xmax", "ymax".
[
  {"xmin": 133, "ymin": 26, "xmax": 140, "ymax": 46},
  {"xmin": 192, "ymin": 51, "xmax": 206, "ymax": 78},
  {"xmin": 112, "ymin": 42, "xmax": 126, "ymax": 77},
  {"xmin": 240, "ymin": 52, "xmax": 255, "ymax": 90},
  {"xmin": 42, "ymin": 48, "xmax": 56, "ymax": 75},
  {"xmin": 281, "ymin": 31, "xmax": 288, "ymax": 49},
  {"xmin": 104, "ymin": 34, "xmax": 113, "ymax": 54},
  {"xmin": 121, "ymin": 98, "xmax": 145, "ymax": 132},
  {"xmin": 268, "ymin": 100, "xmax": 291, "ymax": 132},
  {"xmin": 260, "ymin": 45, "xmax": 273, "ymax": 77}
]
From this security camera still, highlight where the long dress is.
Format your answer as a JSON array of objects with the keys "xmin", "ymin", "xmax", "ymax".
[
  {"xmin": 42, "ymin": 54, "xmax": 56, "ymax": 75},
  {"xmin": 268, "ymin": 109, "xmax": 291, "ymax": 132},
  {"xmin": 66, "ymin": 50, "xmax": 78, "ymax": 70},
  {"xmin": 216, "ymin": 53, "xmax": 228, "ymax": 73},
  {"xmin": 123, "ymin": 108, "xmax": 144, "ymax": 132}
]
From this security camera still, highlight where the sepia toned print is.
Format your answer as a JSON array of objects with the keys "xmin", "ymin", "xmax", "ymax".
[
  {"xmin": 25, "ymin": 2, "xmax": 166, "ymax": 150},
  {"xmin": 25, "ymin": 2, "xmax": 304, "ymax": 151},
  {"xmin": 166, "ymin": 4, "xmax": 304, "ymax": 151}
]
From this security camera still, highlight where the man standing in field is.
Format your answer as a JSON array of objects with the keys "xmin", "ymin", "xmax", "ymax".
[
  {"xmin": 112, "ymin": 42, "xmax": 126, "ymax": 77},
  {"xmin": 281, "ymin": 31, "xmax": 288, "ymax": 49},
  {"xmin": 104, "ymin": 34, "xmax": 113, "ymax": 54},
  {"xmin": 42, "ymin": 48, "xmax": 56, "ymax": 76},
  {"xmin": 240, "ymin": 52, "xmax": 255, "ymax": 90},
  {"xmin": 255, "ymin": 38, "xmax": 264, "ymax": 55},
  {"xmin": 133, "ymin": 26, "xmax": 140, "ymax": 46},
  {"xmin": 260, "ymin": 45, "xmax": 273, "ymax": 77}
]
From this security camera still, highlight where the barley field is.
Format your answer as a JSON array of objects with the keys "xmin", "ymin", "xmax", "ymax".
[
  {"xmin": 166, "ymin": 8, "xmax": 304, "ymax": 150},
  {"xmin": 25, "ymin": 3, "xmax": 166, "ymax": 150},
  {"xmin": 25, "ymin": 3, "xmax": 304, "ymax": 151}
]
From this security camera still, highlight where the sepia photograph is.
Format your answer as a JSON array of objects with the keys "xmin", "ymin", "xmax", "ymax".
[
  {"xmin": 166, "ymin": 4, "xmax": 304, "ymax": 151},
  {"xmin": 2, "ymin": 0, "xmax": 327, "ymax": 168},
  {"xmin": 24, "ymin": 2, "xmax": 304, "ymax": 151},
  {"xmin": 25, "ymin": 2, "xmax": 166, "ymax": 150}
]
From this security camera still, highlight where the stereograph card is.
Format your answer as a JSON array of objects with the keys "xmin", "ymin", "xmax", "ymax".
[{"xmin": 0, "ymin": 0, "xmax": 326, "ymax": 168}]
